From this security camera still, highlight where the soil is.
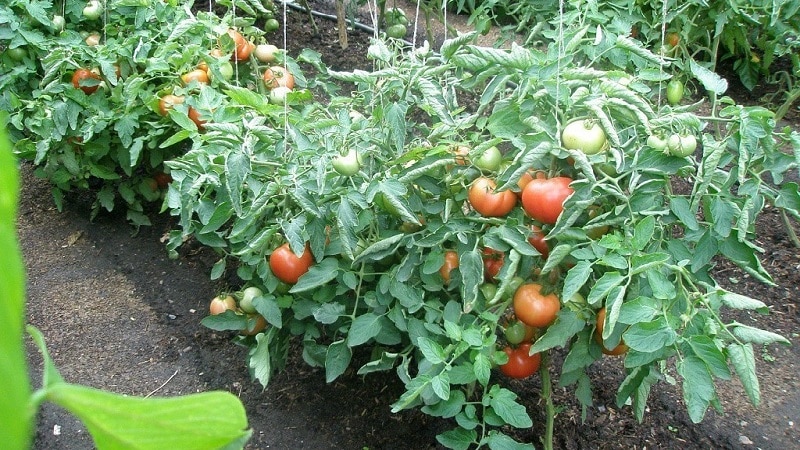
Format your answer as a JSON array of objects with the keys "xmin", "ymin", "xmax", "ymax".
[{"xmin": 21, "ymin": 3, "xmax": 799, "ymax": 450}]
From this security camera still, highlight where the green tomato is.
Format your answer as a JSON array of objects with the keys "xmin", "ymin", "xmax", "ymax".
[
  {"xmin": 561, "ymin": 119, "xmax": 608, "ymax": 155},
  {"xmin": 83, "ymin": 0, "xmax": 104, "ymax": 20},
  {"xmin": 480, "ymin": 283, "xmax": 498, "ymax": 303},
  {"xmin": 239, "ymin": 286, "xmax": 263, "ymax": 314},
  {"xmin": 332, "ymin": 149, "xmax": 363, "ymax": 176},
  {"xmin": 217, "ymin": 61, "xmax": 234, "ymax": 81},
  {"xmin": 669, "ymin": 134, "xmax": 697, "ymax": 157},
  {"xmin": 474, "ymin": 146, "xmax": 502, "ymax": 172},
  {"xmin": 386, "ymin": 24, "xmax": 407, "ymax": 39},
  {"xmin": 666, "ymin": 134, "xmax": 681, "ymax": 152},
  {"xmin": 666, "ymin": 79, "xmax": 685, "ymax": 105},
  {"xmin": 52, "ymin": 15, "xmax": 66, "ymax": 33},
  {"xmin": 265, "ymin": 18, "xmax": 280, "ymax": 33},
  {"xmin": 5, "ymin": 47, "xmax": 26, "ymax": 61},
  {"xmin": 646, "ymin": 134, "xmax": 667, "ymax": 151},
  {"xmin": 504, "ymin": 320, "xmax": 534, "ymax": 345}
]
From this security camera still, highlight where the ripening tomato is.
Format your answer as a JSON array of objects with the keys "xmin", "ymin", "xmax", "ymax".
[
  {"xmin": 269, "ymin": 243, "xmax": 313, "ymax": 284},
  {"xmin": 504, "ymin": 320, "xmax": 537, "ymax": 345},
  {"xmin": 666, "ymin": 32, "xmax": 680, "ymax": 48},
  {"xmin": 72, "ymin": 68, "xmax": 102, "ymax": 94},
  {"xmin": 263, "ymin": 65, "xmax": 295, "ymax": 90},
  {"xmin": 500, "ymin": 343, "xmax": 541, "ymax": 379},
  {"xmin": 187, "ymin": 107, "xmax": 206, "ymax": 130},
  {"xmin": 452, "ymin": 145, "xmax": 470, "ymax": 166},
  {"xmin": 528, "ymin": 225, "xmax": 549, "ymax": 259},
  {"xmin": 225, "ymin": 29, "xmax": 255, "ymax": 62},
  {"xmin": 482, "ymin": 247, "xmax": 504, "ymax": 282},
  {"xmin": 595, "ymin": 307, "xmax": 628, "ymax": 356},
  {"xmin": 561, "ymin": 119, "xmax": 607, "ymax": 155},
  {"xmin": 468, "ymin": 177, "xmax": 517, "ymax": 217},
  {"xmin": 513, "ymin": 283, "xmax": 560, "ymax": 328},
  {"xmin": 521, "ymin": 177, "xmax": 573, "ymax": 224},
  {"xmin": 439, "ymin": 250, "xmax": 459, "ymax": 285},
  {"xmin": 181, "ymin": 69, "xmax": 210, "ymax": 85},
  {"xmin": 254, "ymin": 43, "xmax": 278, "ymax": 63},
  {"xmin": 209, "ymin": 295, "xmax": 237, "ymax": 315},
  {"xmin": 240, "ymin": 314, "xmax": 267, "ymax": 336},
  {"xmin": 158, "ymin": 94, "xmax": 184, "ymax": 116}
]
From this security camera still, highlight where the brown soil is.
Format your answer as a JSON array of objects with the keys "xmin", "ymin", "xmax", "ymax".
[{"xmin": 22, "ymin": 3, "xmax": 799, "ymax": 450}]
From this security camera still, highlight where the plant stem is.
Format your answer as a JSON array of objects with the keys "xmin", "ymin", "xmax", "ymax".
[
  {"xmin": 540, "ymin": 350, "xmax": 554, "ymax": 450},
  {"xmin": 780, "ymin": 210, "xmax": 800, "ymax": 248}
]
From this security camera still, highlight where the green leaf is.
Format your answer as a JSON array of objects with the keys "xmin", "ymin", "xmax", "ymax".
[
  {"xmin": 631, "ymin": 215, "xmax": 655, "ymax": 251},
  {"xmin": 670, "ymin": 196, "xmax": 699, "ymax": 230},
  {"xmin": 686, "ymin": 336, "xmax": 731, "ymax": 380},
  {"xmin": 225, "ymin": 151, "xmax": 250, "ymax": 216},
  {"xmin": 587, "ymin": 271, "xmax": 624, "ymax": 307},
  {"xmin": 489, "ymin": 387, "xmax": 532, "ymax": 428},
  {"xmin": 0, "ymin": 124, "xmax": 31, "ymax": 450},
  {"xmin": 392, "ymin": 374, "xmax": 432, "ymax": 412},
  {"xmin": 775, "ymin": 182, "xmax": 800, "ymax": 217},
  {"xmin": 347, "ymin": 313, "xmax": 383, "ymax": 347},
  {"xmin": 418, "ymin": 336, "xmax": 448, "ymax": 365},
  {"xmin": 252, "ymin": 295, "xmax": 282, "ymax": 328},
  {"xmin": 431, "ymin": 372, "xmax": 451, "ymax": 400},
  {"xmin": 719, "ymin": 291, "xmax": 769, "ymax": 314},
  {"xmin": 689, "ymin": 59, "xmax": 728, "ymax": 95},
  {"xmin": 485, "ymin": 431, "xmax": 535, "ymax": 450},
  {"xmin": 325, "ymin": 340, "xmax": 353, "ymax": 382},
  {"xmin": 727, "ymin": 343, "xmax": 760, "ymax": 406},
  {"xmin": 459, "ymin": 249, "xmax": 483, "ymax": 313},
  {"xmin": 630, "ymin": 252, "xmax": 670, "ymax": 275},
  {"xmin": 46, "ymin": 383, "xmax": 250, "ymax": 450},
  {"xmin": 540, "ymin": 243, "xmax": 571, "ymax": 274},
  {"xmin": 623, "ymin": 317, "xmax": 677, "ymax": 353},
  {"xmin": 289, "ymin": 258, "xmax": 339, "ymax": 293},
  {"xmin": 530, "ymin": 310, "xmax": 584, "ymax": 353},
  {"xmin": 422, "ymin": 389, "xmax": 465, "ymax": 418},
  {"xmin": 436, "ymin": 427, "xmax": 477, "ymax": 450},
  {"xmin": 200, "ymin": 310, "xmax": 247, "ymax": 331},
  {"xmin": 473, "ymin": 353, "xmax": 492, "ymax": 386},
  {"xmin": 561, "ymin": 260, "xmax": 592, "ymax": 305},
  {"xmin": 730, "ymin": 323, "xmax": 790, "ymax": 345},
  {"xmin": 249, "ymin": 330, "xmax": 274, "ymax": 387},
  {"xmin": 677, "ymin": 355, "xmax": 716, "ymax": 423}
]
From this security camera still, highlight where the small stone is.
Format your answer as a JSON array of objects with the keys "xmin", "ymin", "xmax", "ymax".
[
  {"xmin": 739, "ymin": 435, "xmax": 753, "ymax": 445},
  {"xmin": 53, "ymin": 425, "xmax": 61, "ymax": 436},
  {"xmin": 168, "ymin": 314, "xmax": 177, "ymax": 320}
]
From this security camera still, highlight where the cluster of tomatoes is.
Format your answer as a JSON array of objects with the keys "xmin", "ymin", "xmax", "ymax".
[{"xmin": 441, "ymin": 119, "xmax": 635, "ymax": 378}]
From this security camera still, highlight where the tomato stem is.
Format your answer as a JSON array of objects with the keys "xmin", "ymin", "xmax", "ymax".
[{"xmin": 540, "ymin": 350, "xmax": 554, "ymax": 450}]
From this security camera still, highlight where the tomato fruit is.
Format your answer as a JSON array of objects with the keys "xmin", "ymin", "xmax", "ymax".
[
  {"xmin": 521, "ymin": 176, "xmax": 574, "ymax": 224},
  {"xmin": 264, "ymin": 18, "xmax": 280, "ymax": 33},
  {"xmin": 5, "ymin": 47, "xmax": 26, "ymax": 61},
  {"xmin": 83, "ymin": 0, "xmax": 104, "ymax": 20},
  {"xmin": 386, "ymin": 24, "xmax": 407, "ymax": 39},
  {"xmin": 666, "ymin": 79, "xmax": 684, "ymax": 105},
  {"xmin": 595, "ymin": 307, "xmax": 628, "ymax": 356},
  {"xmin": 500, "ymin": 343, "xmax": 541, "ymax": 379},
  {"xmin": 72, "ymin": 68, "xmax": 102, "ymax": 95},
  {"xmin": 666, "ymin": 32, "xmax": 680, "ymax": 48},
  {"xmin": 452, "ymin": 145, "xmax": 470, "ymax": 166},
  {"xmin": 52, "ymin": 15, "xmax": 65, "ymax": 33},
  {"xmin": 468, "ymin": 177, "xmax": 517, "ymax": 217},
  {"xmin": 269, "ymin": 86, "xmax": 292, "ymax": 105},
  {"xmin": 240, "ymin": 314, "xmax": 267, "ymax": 336},
  {"xmin": 209, "ymin": 295, "xmax": 237, "ymax": 315},
  {"xmin": 439, "ymin": 250, "xmax": 459, "ymax": 285},
  {"xmin": 209, "ymin": 62, "xmax": 234, "ymax": 82},
  {"xmin": 85, "ymin": 32, "xmax": 101, "ymax": 46},
  {"xmin": 513, "ymin": 283, "xmax": 560, "ymax": 328},
  {"xmin": 666, "ymin": 134, "xmax": 681, "ymax": 152},
  {"xmin": 504, "ymin": 320, "xmax": 536, "ymax": 345},
  {"xmin": 561, "ymin": 119, "xmax": 607, "ymax": 155},
  {"xmin": 269, "ymin": 243, "xmax": 313, "ymax": 284},
  {"xmin": 474, "ymin": 146, "xmax": 502, "ymax": 171},
  {"xmin": 528, "ymin": 225, "xmax": 549, "ymax": 258},
  {"xmin": 263, "ymin": 65, "xmax": 295, "ymax": 90},
  {"xmin": 226, "ymin": 29, "xmax": 254, "ymax": 62},
  {"xmin": 480, "ymin": 283, "xmax": 498, "ymax": 302},
  {"xmin": 239, "ymin": 286, "xmax": 263, "ymax": 314},
  {"xmin": 181, "ymin": 69, "xmax": 210, "ymax": 85},
  {"xmin": 646, "ymin": 134, "xmax": 667, "ymax": 151},
  {"xmin": 482, "ymin": 247, "xmax": 504, "ymax": 282},
  {"xmin": 254, "ymin": 43, "xmax": 278, "ymax": 63},
  {"xmin": 158, "ymin": 94, "xmax": 184, "ymax": 116},
  {"xmin": 187, "ymin": 107, "xmax": 206, "ymax": 130},
  {"xmin": 669, "ymin": 134, "xmax": 697, "ymax": 157},
  {"xmin": 153, "ymin": 171, "xmax": 173, "ymax": 189},
  {"xmin": 332, "ymin": 149, "xmax": 363, "ymax": 176}
]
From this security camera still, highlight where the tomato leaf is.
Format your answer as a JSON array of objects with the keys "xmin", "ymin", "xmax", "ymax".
[
  {"xmin": 46, "ymin": 383, "xmax": 250, "ymax": 450},
  {"xmin": 392, "ymin": 374, "xmax": 432, "ymax": 413},
  {"xmin": 484, "ymin": 430, "xmax": 534, "ymax": 450},
  {"xmin": 473, "ymin": 353, "xmax": 492, "ymax": 387},
  {"xmin": 529, "ymin": 310, "xmax": 584, "ymax": 353},
  {"xmin": 252, "ymin": 295, "xmax": 283, "ymax": 329},
  {"xmin": 677, "ymin": 355, "xmax": 716, "ymax": 423},
  {"xmin": 586, "ymin": 271, "xmax": 624, "ymax": 307},
  {"xmin": 347, "ymin": 313, "xmax": 383, "ymax": 347},
  {"xmin": 289, "ymin": 257, "xmax": 339, "ymax": 293},
  {"xmin": 431, "ymin": 372, "xmax": 451, "ymax": 401},
  {"xmin": 730, "ymin": 323, "xmax": 791, "ymax": 345},
  {"xmin": 685, "ymin": 336, "xmax": 731, "ymax": 380},
  {"xmin": 488, "ymin": 386, "xmax": 532, "ymax": 428},
  {"xmin": 689, "ymin": 58, "xmax": 728, "ymax": 95},
  {"xmin": 727, "ymin": 343, "xmax": 760, "ymax": 406},
  {"xmin": 422, "ymin": 389, "xmax": 466, "ymax": 418},
  {"xmin": 459, "ymin": 249, "xmax": 483, "ymax": 313},
  {"xmin": 436, "ymin": 426, "xmax": 477, "ymax": 450},
  {"xmin": 561, "ymin": 261, "xmax": 593, "ymax": 303},
  {"xmin": 324, "ymin": 340, "xmax": 352, "ymax": 383},
  {"xmin": 623, "ymin": 317, "xmax": 677, "ymax": 353},
  {"xmin": 200, "ymin": 310, "xmax": 247, "ymax": 331},
  {"xmin": 718, "ymin": 291, "xmax": 769, "ymax": 314},
  {"xmin": 418, "ymin": 336, "xmax": 448, "ymax": 365}
]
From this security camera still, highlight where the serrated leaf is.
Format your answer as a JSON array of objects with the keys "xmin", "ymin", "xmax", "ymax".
[
  {"xmin": 431, "ymin": 372, "xmax": 451, "ymax": 400},
  {"xmin": 730, "ymin": 323, "xmax": 790, "ymax": 345},
  {"xmin": 719, "ymin": 291, "xmax": 769, "ymax": 314},
  {"xmin": 200, "ymin": 310, "xmax": 247, "ymax": 331},
  {"xmin": 485, "ymin": 431, "xmax": 534, "ymax": 450},
  {"xmin": 347, "ymin": 313, "xmax": 383, "ymax": 347},
  {"xmin": 689, "ymin": 59, "xmax": 728, "ymax": 95},
  {"xmin": 489, "ymin": 387, "xmax": 532, "ymax": 428},
  {"xmin": 561, "ymin": 261, "xmax": 592, "ymax": 304},
  {"xmin": 623, "ymin": 318, "xmax": 677, "ymax": 353},
  {"xmin": 436, "ymin": 427, "xmax": 477, "ymax": 450},
  {"xmin": 418, "ymin": 336, "xmax": 448, "ymax": 364}
]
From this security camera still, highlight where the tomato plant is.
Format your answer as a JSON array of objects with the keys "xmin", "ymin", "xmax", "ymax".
[
  {"xmin": 513, "ymin": 283, "xmax": 560, "ymax": 328},
  {"xmin": 521, "ymin": 177, "xmax": 574, "ymax": 224},
  {"xmin": 468, "ymin": 176, "xmax": 517, "ymax": 217},
  {"xmin": 500, "ymin": 343, "xmax": 541, "ymax": 379}
]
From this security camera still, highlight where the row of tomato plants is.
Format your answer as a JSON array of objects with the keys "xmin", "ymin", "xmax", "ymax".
[{"xmin": 3, "ymin": 1, "xmax": 799, "ymax": 449}]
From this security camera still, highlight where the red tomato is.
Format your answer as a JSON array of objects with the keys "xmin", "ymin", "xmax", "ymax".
[
  {"xmin": 439, "ymin": 250, "xmax": 459, "ymax": 285},
  {"xmin": 187, "ymin": 107, "xmax": 206, "ymax": 129},
  {"xmin": 468, "ymin": 177, "xmax": 517, "ymax": 217},
  {"xmin": 666, "ymin": 32, "xmax": 680, "ymax": 48},
  {"xmin": 158, "ymin": 94, "xmax": 184, "ymax": 116},
  {"xmin": 153, "ymin": 171, "xmax": 173, "ymax": 188},
  {"xmin": 595, "ymin": 307, "xmax": 629, "ymax": 356},
  {"xmin": 500, "ymin": 343, "xmax": 541, "ymax": 379},
  {"xmin": 226, "ymin": 29, "xmax": 254, "ymax": 62},
  {"xmin": 269, "ymin": 243, "xmax": 313, "ymax": 284},
  {"xmin": 240, "ymin": 314, "xmax": 267, "ymax": 336},
  {"xmin": 209, "ymin": 295, "xmax": 237, "ymax": 315},
  {"xmin": 263, "ymin": 65, "xmax": 295, "ymax": 90},
  {"xmin": 521, "ymin": 176, "xmax": 574, "ymax": 224},
  {"xmin": 181, "ymin": 69, "xmax": 210, "ymax": 85},
  {"xmin": 482, "ymin": 247, "xmax": 504, "ymax": 281},
  {"xmin": 513, "ymin": 283, "xmax": 560, "ymax": 328},
  {"xmin": 528, "ymin": 225, "xmax": 549, "ymax": 258},
  {"xmin": 71, "ymin": 68, "xmax": 101, "ymax": 94}
]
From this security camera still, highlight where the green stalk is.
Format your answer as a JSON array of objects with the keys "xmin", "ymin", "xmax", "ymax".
[{"xmin": 540, "ymin": 350, "xmax": 554, "ymax": 450}]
